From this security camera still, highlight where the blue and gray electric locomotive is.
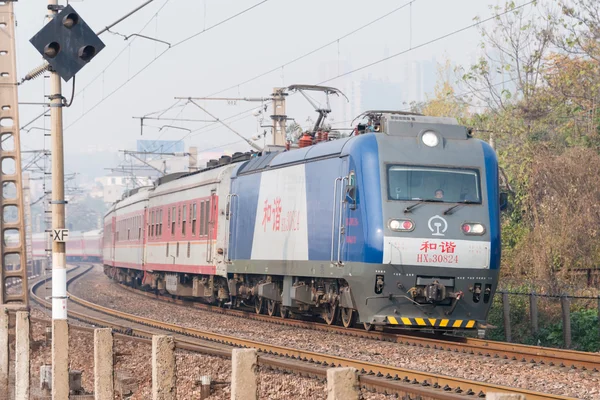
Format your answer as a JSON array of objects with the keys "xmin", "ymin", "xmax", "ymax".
[
  {"xmin": 226, "ymin": 111, "xmax": 504, "ymax": 331},
  {"xmin": 104, "ymin": 111, "xmax": 504, "ymax": 332}
]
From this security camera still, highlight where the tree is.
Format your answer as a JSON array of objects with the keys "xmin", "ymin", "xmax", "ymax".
[
  {"xmin": 66, "ymin": 195, "xmax": 106, "ymax": 232},
  {"xmin": 420, "ymin": 60, "xmax": 469, "ymax": 121}
]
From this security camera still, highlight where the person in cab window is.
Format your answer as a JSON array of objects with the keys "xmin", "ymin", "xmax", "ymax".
[{"xmin": 435, "ymin": 189, "xmax": 444, "ymax": 199}]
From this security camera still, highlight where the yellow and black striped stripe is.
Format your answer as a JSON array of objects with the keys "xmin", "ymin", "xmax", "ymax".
[{"xmin": 387, "ymin": 316, "xmax": 476, "ymax": 329}]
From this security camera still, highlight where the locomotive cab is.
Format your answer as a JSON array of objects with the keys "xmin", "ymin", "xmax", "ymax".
[{"xmin": 343, "ymin": 112, "xmax": 502, "ymax": 331}]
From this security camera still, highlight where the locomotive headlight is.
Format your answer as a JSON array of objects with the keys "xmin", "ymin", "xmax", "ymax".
[
  {"xmin": 462, "ymin": 223, "xmax": 485, "ymax": 235},
  {"xmin": 389, "ymin": 219, "xmax": 414, "ymax": 232},
  {"xmin": 421, "ymin": 131, "xmax": 440, "ymax": 147}
]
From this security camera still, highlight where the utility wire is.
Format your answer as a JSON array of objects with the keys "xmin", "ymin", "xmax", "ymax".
[
  {"xmin": 75, "ymin": 0, "xmax": 174, "ymax": 98},
  {"xmin": 21, "ymin": 0, "xmax": 172, "ymax": 132},
  {"xmin": 63, "ymin": 0, "xmax": 271, "ymax": 132},
  {"xmin": 171, "ymin": 0, "xmax": 270, "ymax": 48},
  {"xmin": 202, "ymin": 0, "xmax": 418, "ymax": 98},
  {"xmin": 161, "ymin": 1, "xmax": 535, "ymax": 154},
  {"xmin": 317, "ymin": 0, "xmax": 536, "ymax": 85}
]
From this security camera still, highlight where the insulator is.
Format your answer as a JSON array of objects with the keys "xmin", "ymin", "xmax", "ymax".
[{"xmin": 21, "ymin": 63, "xmax": 50, "ymax": 83}]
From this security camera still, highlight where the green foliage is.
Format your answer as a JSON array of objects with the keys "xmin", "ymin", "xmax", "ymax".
[
  {"xmin": 486, "ymin": 293, "xmax": 600, "ymax": 351},
  {"xmin": 538, "ymin": 309, "xmax": 600, "ymax": 352},
  {"xmin": 419, "ymin": 0, "xmax": 600, "ymax": 287}
]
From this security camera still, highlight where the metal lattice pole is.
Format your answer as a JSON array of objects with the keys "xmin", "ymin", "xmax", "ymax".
[{"xmin": 0, "ymin": 1, "xmax": 29, "ymax": 308}]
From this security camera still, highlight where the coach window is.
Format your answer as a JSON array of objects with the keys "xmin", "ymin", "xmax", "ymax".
[
  {"xmin": 154, "ymin": 210, "xmax": 162, "ymax": 236},
  {"xmin": 138, "ymin": 216, "xmax": 142, "ymax": 240},
  {"xmin": 151, "ymin": 211, "xmax": 155, "ymax": 237},
  {"xmin": 159, "ymin": 209, "xmax": 163, "ymax": 236},
  {"xmin": 182, "ymin": 205, "xmax": 187, "ymax": 236},
  {"xmin": 200, "ymin": 201, "xmax": 205, "ymax": 236},
  {"xmin": 167, "ymin": 208, "xmax": 171, "ymax": 233},
  {"xmin": 189, "ymin": 204, "xmax": 193, "ymax": 234},
  {"xmin": 176, "ymin": 242, "xmax": 180, "ymax": 257},
  {"xmin": 205, "ymin": 198, "xmax": 211, "ymax": 237},
  {"xmin": 192, "ymin": 203, "xmax": 197, "ymax": 235},
  {"xmin": 171, "ymin": 206, "xmax": 176, "ymax": 234}
]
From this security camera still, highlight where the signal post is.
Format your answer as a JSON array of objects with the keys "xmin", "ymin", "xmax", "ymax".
[
  {"xmin": 47, "ymin": 1, "xmax": 69, "ymax": 396},
  {"xmin": 29, "ymin": 1, "xmax": 106, "ymax": 395}
]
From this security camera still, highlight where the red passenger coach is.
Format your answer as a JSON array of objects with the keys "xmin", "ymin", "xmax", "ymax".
[
  {"xmin": 31, "ymin": 230, "xmax": 103, "ymax": 262},
  {"xmin": 103, "ymin": 187, "xmax": 147, "ymax": 272},
  {"xmin": 103, "ymin": 167, "xmax": 233, "ymax": 290}
]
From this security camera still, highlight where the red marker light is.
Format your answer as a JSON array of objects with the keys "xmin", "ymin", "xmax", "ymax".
[
  {"xmin": 389, "ymin": 219, "xmax": 414, "ymax": 231},
  {"xmin": 462, "ymin": 223, "xmax": 485, "ymax": 235}
]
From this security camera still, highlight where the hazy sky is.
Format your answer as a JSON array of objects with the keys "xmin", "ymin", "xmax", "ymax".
[{"xmin": 13, "ymin": 0, "xmax": 512, "ymax": 173}]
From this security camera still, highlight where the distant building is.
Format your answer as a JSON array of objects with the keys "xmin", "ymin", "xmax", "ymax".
[{"xmin": 95, "ymin": 175, "xmax": 153, "ymax": 205}]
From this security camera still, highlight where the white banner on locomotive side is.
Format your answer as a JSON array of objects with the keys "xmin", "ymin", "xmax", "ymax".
[
  {"xmin": 251, "ymin": 164, "xmax": 309, "ymax": 260},
  {"xmin": 383, "ymin": 237, "xmax": 490, "ymax": 269}
]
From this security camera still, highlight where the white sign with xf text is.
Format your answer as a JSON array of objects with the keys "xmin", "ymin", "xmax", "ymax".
[{"xmin": 51, "ymin": 229, "xmax": 69, "ymax": 242}]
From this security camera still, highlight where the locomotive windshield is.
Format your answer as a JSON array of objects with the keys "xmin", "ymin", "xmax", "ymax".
[{"xmin": 387, "ymin": 165, "xmax": 481, "ymax": 203}]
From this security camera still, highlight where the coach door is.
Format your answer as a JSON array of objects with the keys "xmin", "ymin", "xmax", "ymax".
[
  {"xmin": 111, "ymin": 216, "xmax": 116, "ymax": 263},
  {"xmin": 206, "ymin": 190, "xmax": 217, "ymax": 263}
]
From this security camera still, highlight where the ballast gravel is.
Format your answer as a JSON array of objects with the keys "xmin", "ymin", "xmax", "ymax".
[{"xmin": 66, "ymin": 266, "xmax": 599, "ymax": 399}]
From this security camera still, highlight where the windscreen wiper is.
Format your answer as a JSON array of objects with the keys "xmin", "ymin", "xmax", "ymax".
[
  {"xmin": 404, "ymin": 199, "xmax": 442, "ymax": 213},
  {"xmin": 443, "ymin": 200, "xmax": 479, "ymax": 215}
]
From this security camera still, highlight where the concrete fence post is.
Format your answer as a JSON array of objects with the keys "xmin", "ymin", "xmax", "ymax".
[
  {"xmin": 94, "ymin": 328, "xmax": 114, "ymax": 400},
  {"xmin": 230, "ymin": 348, "xmax": 258, "ymax": 400},
  {"xmin": 502, "ymin": 292, "xmax": 511, "ymax": 342},
  {"xmin": 152, "ymin": 335, "xmax": 176, "ymax": 400},
  {"xmin": 326, "ymin": 367, "xmax": 359, "ymax": 400},
  {"xmin": 561, "ymin": 295, "xmax": 572, "ymax": 349},
  {"xmin": 15, "ymin": 311, "xmax": 30, "ymax": 400},
  {"xmin": 529, "ymin": 292, "xmax": 538, "ymax": 336},
  {"xmin": 0, "ymin": 309, "xmax": 8, "ymax": 395}
]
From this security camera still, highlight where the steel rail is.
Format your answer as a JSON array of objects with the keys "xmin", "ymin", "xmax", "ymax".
[
  {"xmin": 39, "ymin": 266, "xmax": 575, "ymax": 400},
  {"xmin": 113, "ymin": 278, "xmax": 600, "ymax": 372},
  {"xmin": 28, "ymin": 266, "xmax": 472, "ymax": 398}
]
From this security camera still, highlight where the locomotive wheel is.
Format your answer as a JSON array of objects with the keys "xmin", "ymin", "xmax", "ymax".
[
  {"xmin": 323, "ymin": 303, "xmax": 339, "ymax": 325},
  {"xmin": 363, "ymin": 322, "xmax": 374, "ymax": 331},
  {"xmin": 279, "ymin": 305, "xmax": 289, "ymax": 319},
  {"xmin": 267, "ymin": 299, "xmax": 278, "ymax": 316},
  {"xmin": 341, "ymin": 308, "xmax": 355, "ymax": 328},
  {"xmin": 254, "ymin": 297, "xmax": 264, "ymax": 314}
]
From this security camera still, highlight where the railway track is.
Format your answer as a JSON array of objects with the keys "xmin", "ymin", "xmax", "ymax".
[
  {"xmin": 108, "ymin": 269, "xmax": 600, "ymax": 373},
  {"xmin": 31, "ymin": 264, "xmax": 577, "ymax": 399}
]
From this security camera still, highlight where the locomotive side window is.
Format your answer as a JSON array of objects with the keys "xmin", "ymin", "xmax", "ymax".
[{"xmin": 387, "ymin": 165, "xmax": 481, "ymax": 204}]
